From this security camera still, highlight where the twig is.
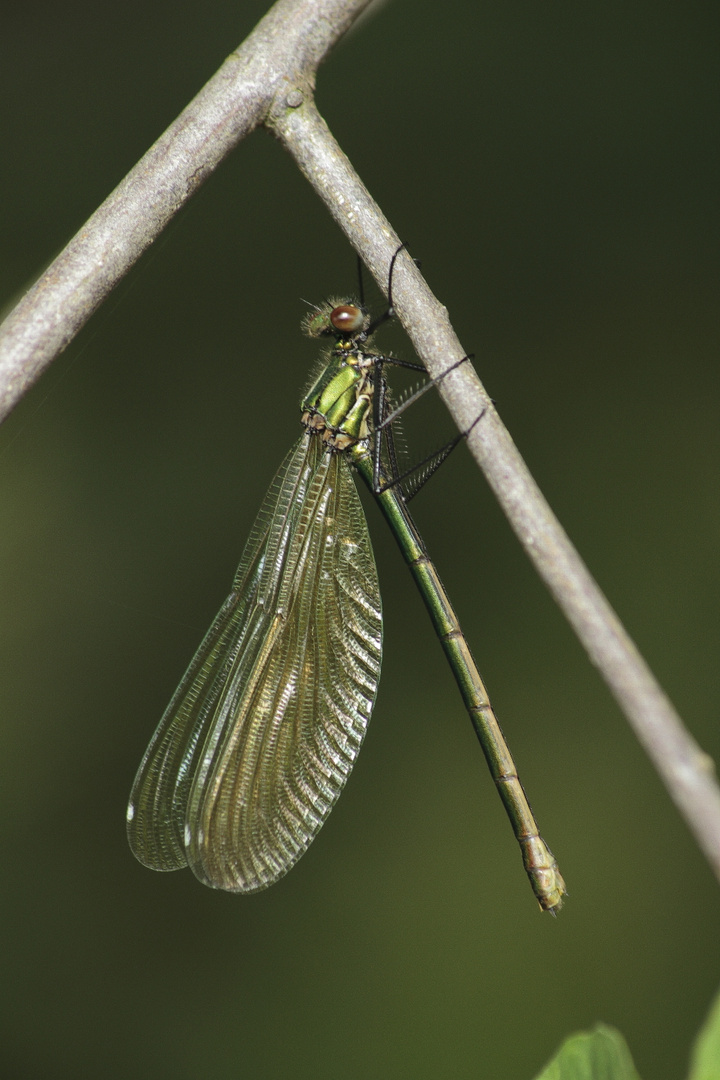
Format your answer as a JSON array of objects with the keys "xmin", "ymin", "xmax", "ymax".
[
  {"xmin": 269, "ymin": 98, "xmax": 720, "ymax": 885},
  {"xmin": 1, "ymin": 0, "xmax": 719, "ymax": 885},
  {"xmin": 0, "ymin": 0, "xmax": 373, "ymax": 424}
]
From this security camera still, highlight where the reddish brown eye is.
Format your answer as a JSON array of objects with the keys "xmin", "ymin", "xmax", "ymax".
[{"xmin": 330, "ymin": 305, "xmax": 364, "ymax": 333}]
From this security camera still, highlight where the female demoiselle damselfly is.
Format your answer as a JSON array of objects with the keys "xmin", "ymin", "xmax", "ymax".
[{"xmin": 127, "ymin": 255, "xmax": 565, "ymax": 912}]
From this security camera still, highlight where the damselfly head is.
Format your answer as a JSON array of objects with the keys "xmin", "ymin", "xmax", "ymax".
[{"xmin": 303, "ymin": 300, "xmax": 369, "ymax": 340}]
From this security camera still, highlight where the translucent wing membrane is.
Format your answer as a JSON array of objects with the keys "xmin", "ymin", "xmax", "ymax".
[{"xmin": 127, "ymin": 435, "xmax": 382, "ymax": 892}]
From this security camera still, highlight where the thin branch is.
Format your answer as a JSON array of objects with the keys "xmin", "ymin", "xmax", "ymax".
[
  {"xmin": 1, "ymin": 0, "xmax": 719, "ymax": 886},
  {"xmin": 0, "ymin": 0, "xmax": 373, "ymax": 424},
  {"xmin": 268, "ymin": 98, "xmax": 720, "ymax": 885}
]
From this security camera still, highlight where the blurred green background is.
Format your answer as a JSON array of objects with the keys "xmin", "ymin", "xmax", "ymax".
[{"xmin": 1, "ymin": 1, "xmax": 719, "ymax": 1077}]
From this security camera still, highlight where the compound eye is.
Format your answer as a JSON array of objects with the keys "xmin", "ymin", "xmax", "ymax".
[{"xmin": 330, "ymin": 305, "xmax": 364, "ymax": 334}]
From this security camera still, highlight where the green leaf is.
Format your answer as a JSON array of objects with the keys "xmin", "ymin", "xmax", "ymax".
[
  {"xmin": 688, "ymin": 985, "xmax": 720, "ymax": 1080},
  {"xmin": 533, "ymin": 1024, "xmax": 642, "ymax": 1080}
]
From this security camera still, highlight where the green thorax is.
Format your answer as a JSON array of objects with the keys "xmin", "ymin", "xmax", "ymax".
[{"xmin": 301, "ymin": 342, "xmax": 375, "ymax": 452}]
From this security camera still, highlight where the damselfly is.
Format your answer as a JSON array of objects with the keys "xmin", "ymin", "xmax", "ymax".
[{"xmin": 127, "ymin": 255, "xmax": 565, "ymax": 912}]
